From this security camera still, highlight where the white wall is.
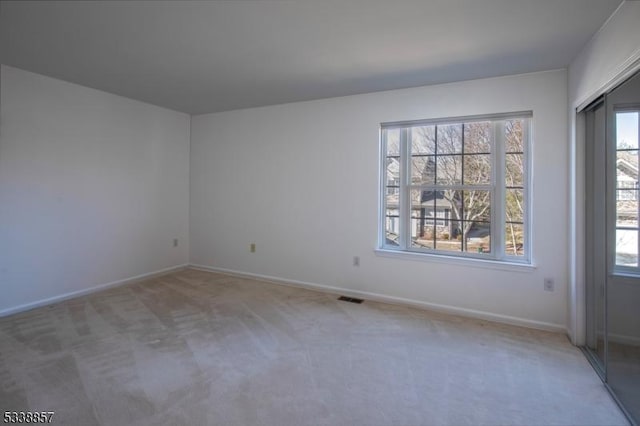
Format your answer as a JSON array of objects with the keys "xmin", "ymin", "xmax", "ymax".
[
  {"xmin": 568, "ymin": 1, "xmax": 640, "ymax": 344},
  {"xmin": 0, "ymin": 65, "xmax": 190, "ymax": 315},
  {"xmin": 190, "ymin": 70, "xmax": 568, "ymax": 331},
  {"xmin": 569, "ymin": 1, "xmax": 640, "ymax": 109}
]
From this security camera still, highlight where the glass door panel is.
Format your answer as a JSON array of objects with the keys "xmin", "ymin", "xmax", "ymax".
[{"xmin": 606, "ymin": 71, "xmax": 640, "ymax": 425}]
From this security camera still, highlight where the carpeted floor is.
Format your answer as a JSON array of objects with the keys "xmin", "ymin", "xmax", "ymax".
[{"xmin": 0, "ymin": 268, "xmax": 629, "ymax": 425}]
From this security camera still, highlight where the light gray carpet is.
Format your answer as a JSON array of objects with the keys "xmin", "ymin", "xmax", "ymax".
[{"xmin": 0, "ymin": 268, "xmax": 629, "ymax": 426}]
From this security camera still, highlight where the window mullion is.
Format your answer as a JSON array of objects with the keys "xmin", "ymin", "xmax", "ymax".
[
  {"xmin": 523, "ymin": 118, "xmax": 531, "ymax": 262},
  {"xmin": 399, "ymin": 128, "xmax": 411, "ymax": 249},
  {"xmin": 411, "ymin": 184, "xmax": 493, "ymax": 191},
  {"xmin": 494, "ymin": 121, "xmax": 506, "ymax": 259},
  {"xmin": 379, "ymin": 129, "xmax": 387, "ymax": 248}
]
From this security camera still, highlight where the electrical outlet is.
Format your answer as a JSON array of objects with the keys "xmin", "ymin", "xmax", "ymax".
[
  {"xmin": 250, "ymin": 243, "xmax": 256, "ymax": 253},
  {"xmin": 353, "ymin": 256, "xmax": 360, "ymax": 267},
  {"xmin": 173, "ymin": 238, "xmax": 178, "ymax": 247},
  {"xmin": 544, "ymin": 278, "xmax": 554, "ymax": 292}
]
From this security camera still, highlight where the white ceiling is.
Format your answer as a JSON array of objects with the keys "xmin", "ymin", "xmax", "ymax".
[{"xmin": 0, "ymin": 0, "xmax": 622, "ymax": 115}]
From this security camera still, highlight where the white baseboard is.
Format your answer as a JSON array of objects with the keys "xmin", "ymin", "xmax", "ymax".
[
  {"xmin": 0, "ymin": 264, "xmax": 189, "ymax": 317},
  {"xmin": 189, "ymin": 263, "xmax": 567, "ymax": 334}
]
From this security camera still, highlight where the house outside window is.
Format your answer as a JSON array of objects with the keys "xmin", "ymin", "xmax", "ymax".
[{"xmin": 379, "ymin": 112, "xmax": 531, "ymax": 263}]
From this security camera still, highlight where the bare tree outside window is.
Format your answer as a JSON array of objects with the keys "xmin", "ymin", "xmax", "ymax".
[
  {"xmin": 409, "ymin": 122, "xmax": 493, "ymax": 253},
  {"xmin": 505, "ymin": 120, "xmax": 525, "ymax": 256}
]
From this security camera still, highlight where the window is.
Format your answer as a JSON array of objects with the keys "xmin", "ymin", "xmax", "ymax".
[
  {"xmin": 380, "ymin": 112, "xmax": 531, "ymax": 263},
  {"xmin": 615, "ymin": 110, "xmax": 640, "ymax": 269}
]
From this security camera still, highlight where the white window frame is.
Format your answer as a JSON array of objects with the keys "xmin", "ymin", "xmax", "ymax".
[
  {"xmin": 612, "ymin": 108, "xmax": 640, "ymax": 275},
  {"xmin": 378, "ymin": 112, "xmax": 532, "ymax": 265}
]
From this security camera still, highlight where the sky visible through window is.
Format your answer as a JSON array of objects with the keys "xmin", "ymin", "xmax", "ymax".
[{"xmin": 618, "ymin": 112, "xmax": 638, "ymax": 148}]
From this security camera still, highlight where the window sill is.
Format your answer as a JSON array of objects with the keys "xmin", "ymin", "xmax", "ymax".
[{"xmin": 374, "ymin": 249, "xmax": 536, "ymax": 273}]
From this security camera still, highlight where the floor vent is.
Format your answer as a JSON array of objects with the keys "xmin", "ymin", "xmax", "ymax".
[{"xmin": 338, "ymin": 296, "xmax": 364, "ymax": 304}]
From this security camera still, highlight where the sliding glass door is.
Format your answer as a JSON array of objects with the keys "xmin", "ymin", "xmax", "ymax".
[
  {"xmin": 606, "ymin": 70, "xmax": 640, "ymax": 425},
  {"xmin": 585, "ymin": 70, "xmax": 640, "ymax": 426}
]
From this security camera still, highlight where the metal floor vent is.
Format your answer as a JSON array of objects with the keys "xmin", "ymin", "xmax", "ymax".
[{"xmin": 338, "ymin": 296, "xmax": 364, "ymax": 304}]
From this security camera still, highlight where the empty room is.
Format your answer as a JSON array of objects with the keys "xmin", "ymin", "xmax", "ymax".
[{"xmin": 1, "ymin": 1, "xmax": 640, "ymax": 425}]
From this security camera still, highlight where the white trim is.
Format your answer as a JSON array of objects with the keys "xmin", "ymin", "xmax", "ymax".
[
  {"xmin": 0, "ymin": 264, "xmax": 189, "ymax": 317},
  {"xmin": 374, "ymin": 248, "xmax": 536, "ymax": 272},
  {"xmin": 189, "ymin": 263, "xmax": 562, "ymax": 333},
  {"xmin": 576, "ymin": 51, "xmax": 640, "ymax": 113},
  {"xmin": 571, "ymin": 111, "xmax": 587, "ymax": 346},
  {"xmin": 382, "ymin": 110, "xmax": 533, "ymax": 129},
  {"xmin": 378, "ymin": 127, "xmax": 386, "ymax": 248}
]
